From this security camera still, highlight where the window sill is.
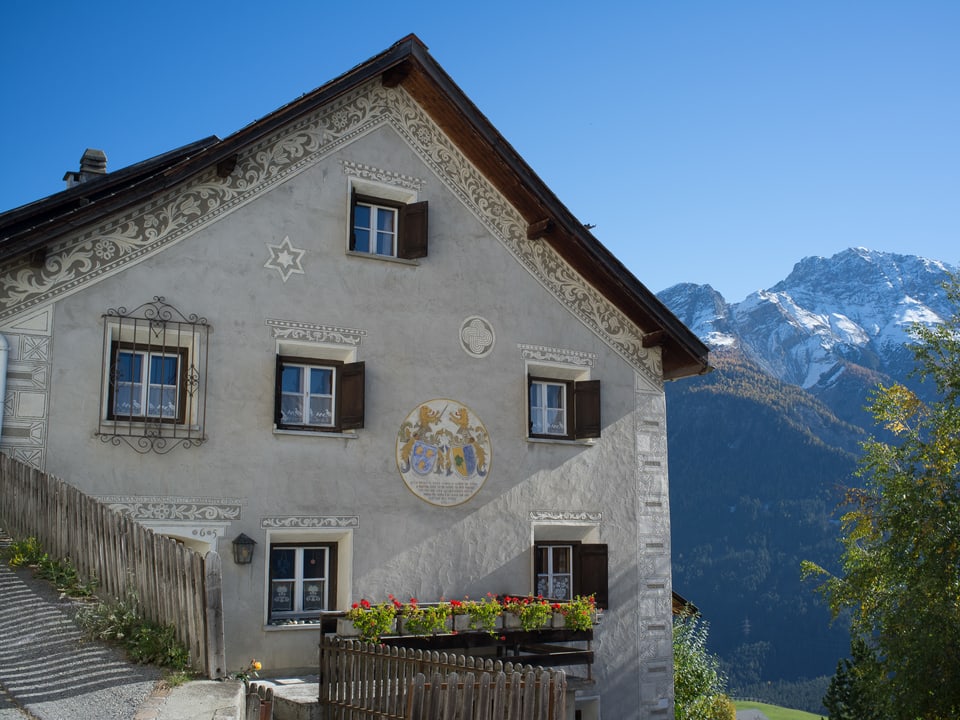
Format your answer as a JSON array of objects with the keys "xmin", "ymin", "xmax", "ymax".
[
  {"xmin": 526, "ymin": 437, "xmax": 596, "ymax": 447},
  {"xmin": 273, "ymin": 427, "xmax": 358, "ymax": 439},
  {"xmin": 99, "ymin": 420, "xmax": 199, "ymax": 429},
  {"xmin": 345, "ymin": 250, "xmax": 419, "ymax": 266},
  {"xmin": 264, "ymin": 618, "xmax": 326, "ymax": 631}
]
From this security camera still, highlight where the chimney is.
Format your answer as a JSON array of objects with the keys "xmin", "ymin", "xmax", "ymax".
[{"xmin": 63, "ymin": 148, "xmax": 107, "ymax": 188}]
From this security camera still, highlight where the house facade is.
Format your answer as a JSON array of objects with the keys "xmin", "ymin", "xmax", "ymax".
[{"xmin": 0, "ymin": 36, "xmax": 708, "ymax": 719}]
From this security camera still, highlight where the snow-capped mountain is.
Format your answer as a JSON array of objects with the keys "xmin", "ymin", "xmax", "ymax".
[{"xmin": 660, "ymin": 248, "xmax": 957, "ymax": 390}]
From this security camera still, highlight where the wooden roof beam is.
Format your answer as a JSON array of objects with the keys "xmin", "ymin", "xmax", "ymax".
[
  {"xmin": 526, "ymin": 218, "xmax": 555, "ymax": 240},
  {"xmin": 642, "ymin": 330, "xmax": 666, "ymax": 348}
]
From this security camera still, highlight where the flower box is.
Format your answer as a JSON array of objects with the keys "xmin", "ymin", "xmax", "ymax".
[
  {"xmin": 336, "ymin": 618, "xmax": 361, "ymax": 637},
  {"xmin": 453, "ymin": 614, "xmax": 472, "ymax": 632},
  {"xmin": 502, "ymin": 612, "xmax": 522, "ymax": 630}
]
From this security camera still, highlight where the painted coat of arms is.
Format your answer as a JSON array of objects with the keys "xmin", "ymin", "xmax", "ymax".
[{"xmin": 396, "ymin": 399, "xmax": 491, "ymax": 506}]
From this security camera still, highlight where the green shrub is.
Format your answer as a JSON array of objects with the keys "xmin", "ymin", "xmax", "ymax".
[
  {"xmin": 5, "ymin": 537, "xmax": 96, "ymax": 597},
  {"xmin": 75, "ymin": 596, "xmax": 190, "ymax": 671},
  {"xmin": 5, "ymin": 536, "xmax": 46, "ymax": 567},
  {"xmin": 36, "ymin": 555, "xmax": 95, "ymax": 596}
]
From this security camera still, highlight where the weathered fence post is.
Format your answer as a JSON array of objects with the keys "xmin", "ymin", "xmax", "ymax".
[{"xmin": 205, "ymin": 550, "xmax": 226, "ymax": 679}]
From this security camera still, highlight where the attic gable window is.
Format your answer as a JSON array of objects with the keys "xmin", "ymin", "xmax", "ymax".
[
  {"xmin": 350, "ymin": 193, "xmax": 427, "ymax": 259},
  {"xmin": 346, "ymin": 173, "xmax": 428, "ymax": 261},
  {"xmin": 98, "ymin": 297, "xmax": 210, "ymax": 454}
]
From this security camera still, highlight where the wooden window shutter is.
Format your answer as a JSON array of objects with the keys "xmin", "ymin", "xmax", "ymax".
[
  {"xmin": 575, "ymin": 543, "xmax": 609, "ymax": 609},
  {"xmin": 573, "ymin": 380, "xmax": 601, "ymax": 439},
  {"xmin": 327, "ymin": 545, "xmax": 338, "ymax": 609},
  {"xmin": 338, "ymin": 361, "xmax": 365, "ymax": 430},
  {"xmin": 397, "ymin": 200, "xmax": 428, "ymax": 259},
  {"xmin": 534, "ymin": 544, "xmax": 545, "ymax": 576},
  {"xmin": 348, "ymin": 188, "xmax": 358, "ymax": 251},
  {"xmin": 274, "ymin": 355, "xmax": 284, "ymax": 426}
]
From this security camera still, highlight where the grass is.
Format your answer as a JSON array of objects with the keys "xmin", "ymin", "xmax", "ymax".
[{"xmin": 734, "ymin": 700, "xmax": 826, "ymax": 719}]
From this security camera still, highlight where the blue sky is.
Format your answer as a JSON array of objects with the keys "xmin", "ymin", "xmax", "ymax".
[{"xmin": 2, "ymin": 1, "xmax": 958, "ymax": 302}]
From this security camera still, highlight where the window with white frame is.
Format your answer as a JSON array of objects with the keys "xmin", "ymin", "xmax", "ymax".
[
  {"xmin": 268, "ymin": 543, "xmax": 337, "ymax": 622},
  {"xmin": 98, "ymin": 297, "xmax": 209, "ymax": 453},
  {"xmin": 278, "ymin": 360, "xmax": 336, "ymax": 428},
  {"xmin": 347, "ymin": 182, "xmax": 428, "ymax": 260},
  {"xmin": 527, "ymin": 373, "xmax": 601, "ymax": 440},
  {"xmin": 263, "ymin": 524, "xmax": 353, "ymax": 627},
  {"xmin": 109, "ymin": 345, "xmax": 187, "ymax": 422},
  {"xmin": 352, "ymin": 197, "xmax": 399, "ymax": 256},
  {"xmin": 271, "ymin": 332, "xmax": 365, "ymax": 434},
  {"xmin": 536, "ymin": 543, "xmax": 574, "ymax": 600},
  {"xmin": 274, "ymin": 356, "xmax": 364, "ymax": 432},
  {"xmin": 534, "ymin": 540, "xmax": 608, "ymax": 609}
]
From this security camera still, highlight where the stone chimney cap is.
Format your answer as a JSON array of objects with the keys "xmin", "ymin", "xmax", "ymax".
[
  {"xmin": 63, "ymin": 148, "xmax": 108, "ymax": 187},
  {"xmin": 79, "ymin": 148, "xmax": 107, "ymax": 174}
]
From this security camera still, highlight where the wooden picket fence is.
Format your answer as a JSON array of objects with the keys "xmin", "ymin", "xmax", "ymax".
[
  {"xmin": 406, "ymin": 669, "xmax": 565, "ymax": 720},
  {"xmin": 0, "ymin": 453, "xmax": 226, "ymax": 678},
  {"xmin": 319, "ymin": 637, "xmax": 566, "ymax": 720},
  {"xmin": 245, "ymin": 683, "xmax": 274, "ymax": 720}
]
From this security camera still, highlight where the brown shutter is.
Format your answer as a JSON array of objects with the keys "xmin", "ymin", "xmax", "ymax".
[
  {"xmin": 573, "ymin": 380, "xmax": 601, "ymax": 439},
  {"xmin": 338, "ymin": 361, "xmax": 365, "ymax": 430},
  {"xmin": 348, "ymin": 188, "xmax": 357, "ymax": 251},
  {"xmin": 173, "ymin": 346, "xmax": 189, "ymax": 425},
  {"xmin": 397, "ymin": 200, "xmax": 428, "ymax": 259},
  {"xmin": 575, "ymin": 544, "xmax": 609, "ymax": 609},
  {"xmin": 106, "ymin": 340, "xmax": 120, "ymax": 420},
  {"xmin": 327, "ymin": 544, "xmax": 338, "ymax": 610},
  {"xmin": 274, "ymin": 356, "xmax": 285, "ymax": 427}
]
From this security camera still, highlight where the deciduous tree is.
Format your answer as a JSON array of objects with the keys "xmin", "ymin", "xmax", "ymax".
[
  {"xmin": 803, "ymin": 277, "xmax": 960, "ymax": 718},
  {"xmin": 673, "ymin": 611, "xmax": 736, "ymax": 720}
]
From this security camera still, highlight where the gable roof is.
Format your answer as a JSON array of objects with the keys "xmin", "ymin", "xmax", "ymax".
[{"xmin": 0, "ymin": 34, "xmax": 708, "ymax": 380}]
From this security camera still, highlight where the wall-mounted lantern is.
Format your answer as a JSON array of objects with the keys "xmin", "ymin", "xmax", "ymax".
[{"xmin": 232, "ymin": 533, "xmax": 257, "ymax": 565}]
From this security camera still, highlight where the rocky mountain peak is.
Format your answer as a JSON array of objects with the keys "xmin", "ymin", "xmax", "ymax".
[{"xmin": 659, "ymin": 248, "xmax": 956, "ymax": 389}]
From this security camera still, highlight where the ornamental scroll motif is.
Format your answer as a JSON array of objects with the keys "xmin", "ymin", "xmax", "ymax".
[
  {"xmin": 265, "ymin": 318, "xmax": 366, "ymax": 347},
  {"xmin": 528, "ymin": 511, "xmax": 602, "ymax": 523},
  {"xmin": 261, "ymin": 516, "xmax": 359, "ymax": 529},
  {"xmin": 99, "ymin": 495, "xmax": 242, "ymax": 521},
  {"xmin": 519, "ymin": 344, "xmax": 596, "ymax": 368}
]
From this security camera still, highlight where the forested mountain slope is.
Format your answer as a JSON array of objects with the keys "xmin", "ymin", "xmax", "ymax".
[{"xmin": 667, "ymin": 349, "xmax": 859, "ymax": 682}]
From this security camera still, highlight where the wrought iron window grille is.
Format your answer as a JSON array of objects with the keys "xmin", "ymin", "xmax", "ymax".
[{"xmin": 97, "ymin": 296, "xmax": 211, "ymax": 454}]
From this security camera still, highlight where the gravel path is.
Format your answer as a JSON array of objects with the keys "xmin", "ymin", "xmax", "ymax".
[{"xmin": 0, "ymin": 533, "xmax": 162, "ymax": 720}]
